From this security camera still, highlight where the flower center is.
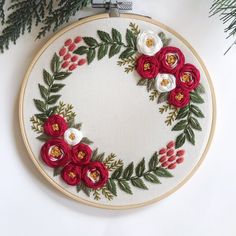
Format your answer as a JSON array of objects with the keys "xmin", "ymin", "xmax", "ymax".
[
  {"xmin": 77, "ymin": 151, "xmax": 86, "ymax": 160},
  {"xmin": 161, "ymin": 79, "xmax": 170, "ymax": 86},
  {"xmin": 175, "ymin": 92, "xmax": 184, "ymax": 101},
  {"xmin": 181, "ymin": 72, "xmax": 192, "ymax": 83},
  {"xmin": 68, "ymin": 171, "xmax": 76, "ymax": 178},
  {"xmin": 50, "ymin": 146, "xmax": 62, "ymax": 158},
  {"xmin": 88, "ymin": 169, "xmax": 100, "ymax": 183},
  {"xmin": 146, "ymin": 38, "xmax": 155, "ymax": 48},
  {"xmin": 69, "ymin": 133, "xmax": 76, "ymax": 140},
  {"xmin": 143, "ymin": 63, "xmax": 151, "ymax": 71},
  {"xmin": 166, "ymin": 53, "xmax": 178, "ymax": 67},
  {"xmin": 52, "ymin": 123, "xmax": 59, "ymax": 131}
]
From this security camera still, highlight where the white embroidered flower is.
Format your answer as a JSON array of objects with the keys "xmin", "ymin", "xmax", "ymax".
[
  {"xmin": 64, "ymin": 128, "xmax": 83, "ymax": 146},
  {"xmin": 156, "ymin": 73, "xmax": 176, "ymax": 93},
  {"xmin": 137, "ymin": 30, "xmax": 163, "ymax": 56}
]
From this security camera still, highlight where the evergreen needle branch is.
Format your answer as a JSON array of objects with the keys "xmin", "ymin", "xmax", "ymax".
[
  {"xmin": 0, "ymin": 0, "xmax": 51, "ymax": 52},
  {"xmin": 37, "ymin": 0, "xmax": 91, "ymax": 39},
  {"xmin": 210, "ymin": 0, "xmax": 236, "ymax": 53}
]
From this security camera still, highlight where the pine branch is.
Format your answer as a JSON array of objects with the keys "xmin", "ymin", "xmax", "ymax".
[
  {"xmin": 0, "ymin": 0, "xmax": 5, "ymax": 24},
  {"xmin": 0, "ymin": 0, "xmax": 51, "ymax": 52},
  {"xmin": 37, "ymin": 0, "xmax": 91, "ymax": 39},
  {"xmin": 210, "ymin": 0, "xmax": 236, "ymax": 53}
]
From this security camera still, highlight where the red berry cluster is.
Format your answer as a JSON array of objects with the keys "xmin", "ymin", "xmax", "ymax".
[
  {"xmin": 158, "ymin": 141, "xmax": 185, "ymax": 170},
  {"xmin": 58, "ymin": 37, "xmax": 86, "ymax": 71}
]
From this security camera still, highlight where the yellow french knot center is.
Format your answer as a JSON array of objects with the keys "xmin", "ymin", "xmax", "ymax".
[
  {"xmin": 89, "ymin": 170, "xmax": 100, "ymax": 182},
  {"xmin": 78, "ymin": 151, "xmax": 86, "ymax": 160},
  {"xmin": 144, "ymin": 63, "xmax": 151, "ymax": 71},
  {"xmin": 146, "ymin": 38, "xmax": 155, "ymax": 48},
  {"xmin": 161, "ymin": 79, "xmax": 170, "ymax": 86},
  {"xmin": 52, "ymin": 123, "xmax": 59, "ymax": 131},
  {"xmin": 68, "ymin": 171, "xmax": 76, "ymax": 178},
  {"xmin": 50, "ymin": 146, "xmax": 62, "ymax": 158},
  {"xmin": 175, "ymin": 92, "xmax": 184, "ymax": 101},
  {"xmin": 69, "ymin": 133, "xmax": 76, "ymax": 140},
  {"xmin": 166, "ymin": 54, "xmax": 178, "ymax": 66},
  {"xmin": 181, "ymin": 73, "xmax": 191, "ymax": 83}
]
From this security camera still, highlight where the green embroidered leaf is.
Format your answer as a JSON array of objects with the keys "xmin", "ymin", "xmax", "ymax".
[
  {"xmin": 73, "ymin": 123, "xmax": 82, "ymax": 129},
  {"xmin": 80, "ymin": 137, "xmax": 93, "ymax": 145},
  {"xmin": 131, "ymin": 178, "xmax": 148, "ymax": 190},
  {"xmin": 158, "ymin": 32, "xmax": 171, "ymax": 47},
  {"xmin": 190, "ymin": 104, "xmax": 204, "ymax": 118},
  {"xmin": 184, "ymin": 127, "xmax": 195, "ymax": 145},
  {"xmin": 97, "ymin": 30, "xmax": 112, "ymax": 43},
  {"xmin": 112, "ymin": 28, "xmax": 122, "ymax": 43},
  {"xmin": 50, "ymin": 83, "xmax": 65, "ymax": 93},
  {"xmin": 135, "ymin": 158, "xmax": 145, "ymax": 177},
  {"xmin": 149, "ymin": 152, "xmax": 159, "ymax": 171},
  {"xmin": 77, "ymin": 182, "xmax": 91, "ymax": 197},
  {"xmin": 111, "ymin": 166, "xmax": 123, "ymax": 179},
  {"xmin": 154, "ymin": 167, "xmax": 173, "ymax": 177},
  {"xmin": 35, "ymin": 113, "xmax": 47, "ymax": 122},
  {"xmin": 43, "ymin": 69, "xmax": 53, "ymax": 86},
  {"xmin": 51, "ymin": 53, "xmax": 60, "ymax": 73},
  {"xmin": 109, "ymin": 44, "xmax": 121, "ymax": 58},
  {"xmin": 74, "ymin": 46, "xmax": 88, "ymax": 55},
  {"xmin": 123, "ymin": 162, "xmax": 134, "ymax": 180},
  {"xmin": 91, "ymin": 148, "xmax": 98, "ymax": 161},
  {"xmin": 117, "ymin": 180, "xmax": 132, "ymax": 194},
  {"xmin": 175, "ymin": 133, "xmax": 186, "ymax": 148},
  {"xmin": 126, "ymin": 29, "xmax": 136, "ymax": 48},
  {"xmin": 190, "ymin": 91, "xmax": 204, "ymax": 104},
  {"xmin": 83, "ymin": 37, "xmax": 98, "ymax": 47},
  {"xmin": 119, "ymin": 48, "xmax": 136, "ymax": 59},
  {"xmin": 157, "ymin": 92, "xmax": 168, "ymax": 104},
  {"xmin": 53, "ymin": 167, "xmax": 63, "ymax": 176},
  {"xmin": 36, "ymin": 133, "xmax": 50, "ymax": 142},
  {"xmin": 172, "ymin": 120, "xmax": 188, "ymax": 131},
  {"xmin": 195, "ymin": 83, "xmax": 205, "ymax": 94},
  {"xmin": 38, "ymin": 84, "xmax": 48, "ymax": 100},
  {"xmin": 46, "ymin": 106, "xmax": 57, "ymax": 117},
  {"xmin": 106, "ymin": 179, "xmax": 117, "ymax": 196},
  {"xmin": 34, "ymin": 99, "xmax": 46, "ymax": 112},
  {"xmin": 47, "ymin": 95, "xmax": 61, "ymax": 105},
  {"xmin": 87, "ymin": 48, "xmax": 96, "ymax": 64},
  {"xmin": 98, "ymin": 44, "xmax": 108, "ymax": 60},
  {"xmin": 176, "ymin": 106, "xmax": 190, "ymax": 119},
  {"xmin": 137, "ymin": 78, "xmax": 148, "ymax": 86},
  {"xmin": 189, "ymin": 116, "xmax": 202, "ymax": 130},
  {"xmin": 54, "ymin": 71, "xmax": 71, "ymax": 80},
  {"xmin": 146, "ymin": 79, "xmax": 156, "ymax": 92},
  {"xmin": 96, "ymin": 153, "xmax": 105, "ymax": 162},
  {"xmin": 144, "ymin": 173, "xmax": 161, "ymax": 184}
]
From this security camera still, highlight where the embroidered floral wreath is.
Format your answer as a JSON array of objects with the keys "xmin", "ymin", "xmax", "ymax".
[{"xmin": 30, "ymin": 23, "xmax": 205, "ymax": 201}]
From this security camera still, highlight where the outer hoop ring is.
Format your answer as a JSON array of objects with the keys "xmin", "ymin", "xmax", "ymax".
[{"xmin": 19, "ymin": 13, "xmax": 216, "ymax": 210}]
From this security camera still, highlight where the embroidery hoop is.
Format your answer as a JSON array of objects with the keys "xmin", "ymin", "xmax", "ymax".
[{"xmin": 19, "ymin": 13, "xmax": 216, "ymax": 210}]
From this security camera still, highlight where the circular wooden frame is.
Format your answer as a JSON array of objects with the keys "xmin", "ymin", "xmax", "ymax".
[{"xmin": 19, "ymin": 13, "xmax": 216, "ymax": 210}]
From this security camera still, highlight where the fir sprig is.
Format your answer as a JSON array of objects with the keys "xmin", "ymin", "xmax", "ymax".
[
  {"xmin": 37, "ymin": 0, "xmax": 90, "ymax": 39},
  {"xmin": 0, "ymin": 0, "xmax": 91, "ymax": 52},
  {"xmin": 210, "ymin": 0, "xmax": 236, "ymax": 53}
]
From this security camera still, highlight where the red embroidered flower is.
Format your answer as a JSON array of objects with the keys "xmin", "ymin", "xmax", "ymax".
[
  {"xmin": 157, "ymin": 46, "xmax": 185, "ymax": 74},
  {"xmin": 176, "ymin": 63, "xmax": 200, "ymax": 91},
  {"xmin": 40, "ymin": 139, "xmax": 70, "ymax": 168},
  {"xmin": 136, "ymin": 55, "xmax": 159, "ymax": 79},
  {"xmin": 168, "ymin": 87, "xmax": 190, "ymax": 108},
  {"xmin": 43, "ymin": 114, "xmax": 68, "ymax": 137},
  {"xmin": 71, "ymin": 143, "xmax": 92, "ymax": 165},
  {"xmin": 82, "ymin": 162, "xmax": 108, "ymax": 189},
  {"xmin": 61, "ymin": 164, "xmax": 82, "ymax": 186}
]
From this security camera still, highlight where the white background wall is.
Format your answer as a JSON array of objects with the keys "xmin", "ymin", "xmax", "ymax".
[{"xmin": 1, "ymin": 0, "xmax": 235, "ymax": 235}]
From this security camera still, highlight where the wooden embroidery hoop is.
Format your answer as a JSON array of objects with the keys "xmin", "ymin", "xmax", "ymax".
[{"xmin": 19, "ymin": 13, "xmax": 216, "ymax": 210}]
